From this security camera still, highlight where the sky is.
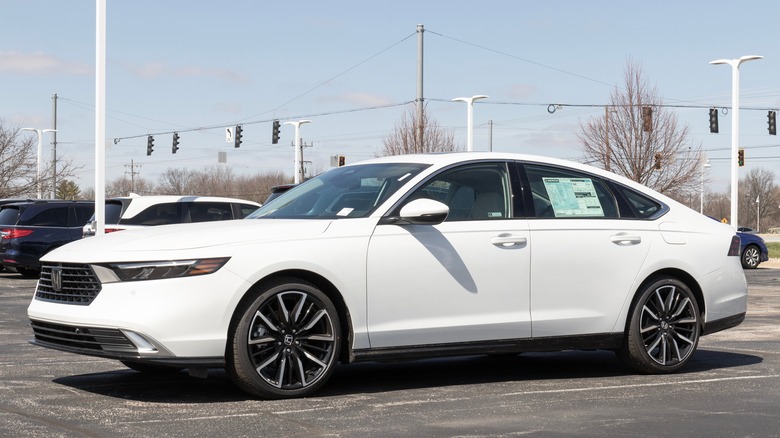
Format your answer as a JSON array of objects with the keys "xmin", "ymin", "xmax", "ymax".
[{"xmin": 2, "ymin": 0, "xmax": 780, "ymax": 196}]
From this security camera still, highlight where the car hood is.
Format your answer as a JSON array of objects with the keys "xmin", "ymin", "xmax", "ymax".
[{"xmin": 42, "ymin": 219, "xmax": 332, "ymax": 262}]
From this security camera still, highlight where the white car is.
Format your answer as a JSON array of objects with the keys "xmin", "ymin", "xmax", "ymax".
[
  {"xmin": 82, "ymin": 194, "xmax": 261, "ymax": 237},
  {"xmin": 28, "ymin": 153, "xmax": 747, "ymax": 399}
]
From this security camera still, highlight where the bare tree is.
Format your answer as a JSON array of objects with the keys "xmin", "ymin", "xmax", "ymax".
[
  {"xmin": 106, "ymin": 175, "xmax": 155, "ymax": 197},
  {"xmin": 739, "ymin": 168, "xmax": 778, "ymax": 231},
  {"xmin": 0, "ymin": 120, "xmax": 84, "ymax": 199},
  {"xmin": 157, "ymin": 168, "xmax": 197, "ymax": 195},
  {"xmin": 378, "ymin": 106, "xmax": 459, "ymax": 156},
  {"xmin": 0, "ymin": 121, "xmax": 39, "ymax": 197},
  {"xmin": 579, "ymin": 60, "xmax": 703, "ymax": 197}
]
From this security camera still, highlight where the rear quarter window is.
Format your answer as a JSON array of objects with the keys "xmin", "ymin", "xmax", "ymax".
[{"xmin": 0, "ymin": 207, "xmax": 21, "ymax": 225}]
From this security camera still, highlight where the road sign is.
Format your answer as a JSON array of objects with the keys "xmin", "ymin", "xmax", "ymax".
[{"xmin": 226, "ymin": 127, "xmax": 234, "ymax": 144}]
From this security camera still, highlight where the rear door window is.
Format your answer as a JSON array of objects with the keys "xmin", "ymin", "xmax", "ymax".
[
  {"xmin": 121, "ymin": 203, "xmax": 181, "ymax": 225},
  {"xmin": 524, "ymin": 164, "xmax": 619, "ymax": 219},
  {"xmin": 186, "ymin": 202, "xmax": 233, "ymax": 222}
]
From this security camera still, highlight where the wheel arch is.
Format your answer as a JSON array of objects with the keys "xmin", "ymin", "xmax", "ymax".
[
  {"xmin": 227, "ymin": 269, "xmax": 354, "ymax": 365},
  {"xmin": 623, "ymin": 268, "xmax": 705, "ymax": 332}
]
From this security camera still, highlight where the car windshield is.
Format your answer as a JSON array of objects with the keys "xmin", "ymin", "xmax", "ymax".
[{"xmin": 247, "ymin": 163, "xmax": 429, "ymax": 219}]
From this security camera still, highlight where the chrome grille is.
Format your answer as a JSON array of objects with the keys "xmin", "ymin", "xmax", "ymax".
[
  {"xmin": 30, "ymin": 320, "xmax": 135, "ymax": 352},
  {"xmin": 36, "ymin": 263, "xmax": 102, "ymax": 305}
]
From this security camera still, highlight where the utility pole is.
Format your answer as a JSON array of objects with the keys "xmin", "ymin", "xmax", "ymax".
[
  {"xmin": 124, "ymin": 159, "xmax": 141, "ymax": 194},
  {"xmin": 488, "ymin": 120, "xmax": 493, "ymax": 152},
  {"xmin": 604, "ymin": 106, "xmax": 611, "ymax": 172},
  {"xmin": 284, "ymin": 120, "xmax": 311, "ymax": 184},
  {"xmin": 51, "ymin": 93, "xmax": 58, "ymax": 198},
  {"xmin": 416, "ymin": 24, "xmax": 424, "ymax": 148}
]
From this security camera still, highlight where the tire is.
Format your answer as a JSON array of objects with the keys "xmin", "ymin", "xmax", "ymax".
[
  {"xmin": 617, "ymin": 277, "xmax": 701, "ymax": 374},
  {"xmin": 227, "ymin": 278, "xmax": 341, "ymax": 399},
  {"xmin": 741, "ymin": 244, "xmax": 761, "ymax": 269},
  {"xmin": 121, "ymin": 361, "xmax": 183, "ymax": 374}
]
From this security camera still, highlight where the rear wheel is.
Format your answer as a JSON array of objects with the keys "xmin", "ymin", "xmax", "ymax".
[
  {"xmin": 618, "ymin": 277, "xmax": 700, "ymax": 373},
  {"xmin": 227, "ymin": 278, "xmax": 341, "ymax": 399}
]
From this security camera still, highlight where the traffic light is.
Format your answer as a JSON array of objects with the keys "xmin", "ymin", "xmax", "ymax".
[
  {"xmin": 172, "ymin": 132, "xmax": 180, "ymax": 154},
  {"xmin": 272, "ymin": 120, "xmax": 280, "ymax": 144},
  {"xmin": 338, "ymin": 155, "xmax": 346, "ymax": 167},
  {"xmin": 641, "ymin": 106, "xmax": 653, "ymax": 132},
  {"xmin": 709, "ymin": 108, "xmax": 719, "ymax": 133},
  {"xmin": 769, "ymin": 111, "xmax": 777, "ymax": 135},
  {"xmin": 234, "ymin": 125, "xmax": 243, "ymax": 148},
  {"xmin": 146, "ymin": 135, "xmax": 154, "ymax": 156},
  {"xmin": 738, "ymin": 148, "xmax": 745, "ymax": 167},
  {"xmin": 654, "ymin": 152, "xmax": 661, "ymax": 170}
]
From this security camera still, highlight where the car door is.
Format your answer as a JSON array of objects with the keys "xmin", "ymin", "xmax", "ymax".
[
  {"xmin": 522, "ymin": 163, "xmax": 654, "ymax": 337},
  {"xmin": 366, "ymin": 162, "xmax": 532, "ymax": 348}
]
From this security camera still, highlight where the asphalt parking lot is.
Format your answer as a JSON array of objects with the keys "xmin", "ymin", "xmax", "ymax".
[{"xmin": 1, "ymin": 267, "xmax": 778, "ymax": 438}]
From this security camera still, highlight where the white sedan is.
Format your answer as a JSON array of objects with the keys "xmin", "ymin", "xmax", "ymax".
[{"xmin": 28, "ymin": 153, "xmax": 747, "ymax": 399}]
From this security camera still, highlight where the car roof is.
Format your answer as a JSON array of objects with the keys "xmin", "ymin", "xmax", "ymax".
[
  {"xmin": 110, "ymin": 195, "xmax": 261, "ymax": 219},
  {"xmin": 0, "ymin": 199, "xmax": 93, "ymax": 207}
]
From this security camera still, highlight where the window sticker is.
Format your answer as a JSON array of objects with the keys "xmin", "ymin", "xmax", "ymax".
[{"xmin": 542, "ymin": 177, "xmax": 605, "ymax": 217}]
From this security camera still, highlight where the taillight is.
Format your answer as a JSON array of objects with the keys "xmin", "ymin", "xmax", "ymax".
[
  {"xmin": 1, "ymin": 228, "xmax": 34, "ymax": 239},
  {"xmin": 105, "ymin": 228, "xmax": 122, "ymax": 233},
  {"xmin": 727, "ymin": 235, "xmax": 741, "ymax": 256}
]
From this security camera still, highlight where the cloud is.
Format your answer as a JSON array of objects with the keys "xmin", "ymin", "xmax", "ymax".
[
  {"xmin": 121, "ymin": 61, "xmax": 251, "ymax": 85},
  {"xmin": 0, "ymin": 51, "xmax": 90, "ymax": 75}
]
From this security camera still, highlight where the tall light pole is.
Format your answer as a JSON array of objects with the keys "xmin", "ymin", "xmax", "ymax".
[
  {"xmin": 756, "ymin": 196, "xmax": 760, "ymax": 232},
  {"xmin": 700, "ymin": 159, "xmax": 711, "ymax": 214},
  {"xmin": 453, "ymin": 95, "xmax": 488, "ymax": 152},
  {"xmin": 284, "ymin": 120, "xmax": 311, "ymax": 184},
  {"xmin": 21, "ymin": 128, "xmax": 57, "ymax": 199},
  {"xmin": 710, "ymin": 55, "xmax": 763, "ymax": 229}
]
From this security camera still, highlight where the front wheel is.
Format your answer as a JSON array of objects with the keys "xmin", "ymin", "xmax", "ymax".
[
  {"xmin": 227, "ymin": 278, "xmax": 341, "ymax": 399},
  {"xmin": 617, "ymin": 277, "xmax": 700, "ymax": 374},
  {"xmin": 741, "ymin": 244, "xmax": 761, "ymax": 269}
]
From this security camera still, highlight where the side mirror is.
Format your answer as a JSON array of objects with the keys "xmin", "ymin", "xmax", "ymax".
[{"xmin": 397, "ymin": 198, "xmax": 449, "ymax": 225}]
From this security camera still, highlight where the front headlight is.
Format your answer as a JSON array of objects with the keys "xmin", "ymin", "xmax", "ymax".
[{"xmin": 92, "ymin": 257, "xmax": 230, "ymax": 283}]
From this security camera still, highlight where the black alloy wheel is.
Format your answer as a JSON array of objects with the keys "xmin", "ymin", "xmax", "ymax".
[
  {"xmin": 227, "ymin": 278, "xmax": 341, "ymax": 399},
  {"xmin": 618, "ymin": 276, "xmax": 701, "ymax": 374}
]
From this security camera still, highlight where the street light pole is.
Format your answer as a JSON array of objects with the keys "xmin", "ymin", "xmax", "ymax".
[
  {"xmin": 21, "ymin": 128, "xmax": 57, "ymax": 199},
  {"xmin": 710, "ymin": 55, "xmax": 763, "ymax": 229},
  {"xmin": 700, "ymin": 159, "xmax": 711, "ymax": 214},
  {"xmin": 452, "ymin": 95, "xmax": 488, "ymax": 152},
  {"xmin": 284, "ymin": 120, "xmax": 311, "ymax": 184}
]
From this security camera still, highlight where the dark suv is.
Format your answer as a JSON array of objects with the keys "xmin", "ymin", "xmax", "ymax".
[{"xmin": 0, "ymin": 200, "xmax": 94, "ymax": 277}]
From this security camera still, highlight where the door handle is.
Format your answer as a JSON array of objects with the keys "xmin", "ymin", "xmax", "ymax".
[
  {"xmin": 491, "ymin": 235, "xmax": 527, "ymax": 248},
  {"xmin": 610, "ymin": 234, "xmax": 642, "ymax": 246}
]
